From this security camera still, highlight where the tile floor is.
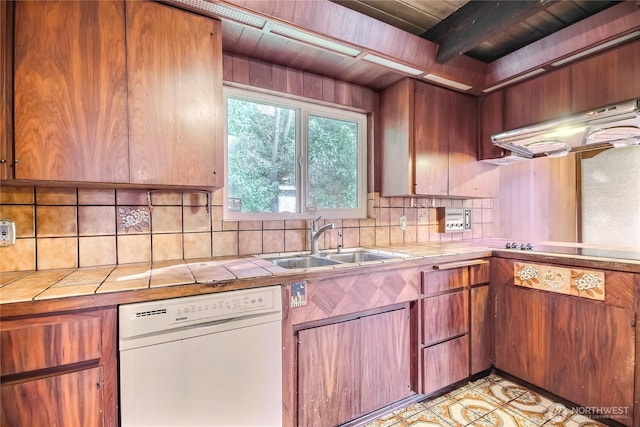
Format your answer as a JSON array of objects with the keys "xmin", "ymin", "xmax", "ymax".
[{"xmin": 366, "ymin": 374, "xmax": 608, "ymax": 427}]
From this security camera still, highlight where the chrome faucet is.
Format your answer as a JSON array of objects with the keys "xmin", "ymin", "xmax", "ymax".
[{"xmin": 310, "ymin": 217, "xmax": 335, "ymax": 255}]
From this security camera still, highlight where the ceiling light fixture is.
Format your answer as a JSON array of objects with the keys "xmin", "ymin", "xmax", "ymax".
[
  {"xmin": 269, "ymin": 23, "xmax": 362, "ymax": 57},
  {"xmin": 423, "ymin": 74, "xmax": 472, "ymax": 91},
  {"xmin": 482, "ymin": 68, "xmax": 546, "ymax": 93},
  {"xmin": 551, "ymin": 30, "xmax": 640, "ymax": 67},
  {"xmin": 172, "ymin": 0, "xmax": 267, "ymax": 28},
  {"xmin": 362, "ymin": 54, "xmax": 424, "ymax": 76}
]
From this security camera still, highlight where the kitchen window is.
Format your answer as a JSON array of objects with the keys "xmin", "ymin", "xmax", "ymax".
[{"xmin": 224, "ymin": 86, "xmax": 367, "ymax": 220}]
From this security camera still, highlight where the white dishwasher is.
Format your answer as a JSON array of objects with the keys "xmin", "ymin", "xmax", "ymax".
[{"xmin": 119, "ymin": 286, "xmax": 282, "ymax": 427}]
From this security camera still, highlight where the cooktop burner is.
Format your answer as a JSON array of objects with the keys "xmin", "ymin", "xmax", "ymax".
[{"xmin": 504, "ymin": 242, "xmax": 534, "ymax": 250}]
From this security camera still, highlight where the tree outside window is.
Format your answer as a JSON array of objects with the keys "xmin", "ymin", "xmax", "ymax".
[{"xmin": 225, "ymin": 87, "xmax": 366, "ymax": 220}]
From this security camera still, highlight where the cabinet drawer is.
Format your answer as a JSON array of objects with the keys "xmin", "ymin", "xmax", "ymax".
[
  {"xmin": 422, "ymin": 268, "xmax": 468, "ymax": 295},
  {"xmin": 422, "ymin": 291, "xmax": 468, "ymax": 345},
  {"xmin": 422, "ymin": 336, "xmax": 469, "ymax": 395},
  {"xmin": 1, "ymin": 314, "xmax": 102, "ymax": 375},
  {"xmin": 469, "ymin": 261, "xmax": 490, "ymax": 286}
]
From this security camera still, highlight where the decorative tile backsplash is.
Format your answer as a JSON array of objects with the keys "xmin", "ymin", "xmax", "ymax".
[
  {"xmin": 118, "ymin": 207, "xmax": 150, "ymax": 233},
  {"xmin": 0, "ymin": 186, "xmax": 495, "ymax": 271},
  {"xmin": 514, "ymin": 262, "xmax": 605, "ymax": 301}
]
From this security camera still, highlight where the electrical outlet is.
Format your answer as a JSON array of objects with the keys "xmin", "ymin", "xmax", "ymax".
[
  {"xmin": 0, "ymin": 219, "xmax": 16, "ymax": 247},
  {"xmin": 418, "ymin": 209, "xmax": 428, "ymax": 225}
]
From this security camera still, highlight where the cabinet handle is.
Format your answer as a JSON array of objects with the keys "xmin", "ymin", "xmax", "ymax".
[
  {"xmin": 0, "ymin": 159, "xmax": 5, "ymax": 164},
  {"xmin": 432, "ymin": 259, "xmax": 488, "ymax": 270}
]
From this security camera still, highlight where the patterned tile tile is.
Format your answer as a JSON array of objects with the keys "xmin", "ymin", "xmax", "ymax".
[
  {"xmin": 428, "ymin": 398, "xmax": 484, "ymax": 425},
  {"xmin": 393, "ymin": 402, "xmax": 427, "ymax": 419},
  {"xmin": 455, "ymin": 395, "xmax": 504, "ymax": 419},
  {"xmin": 475, "ymin": 380, "xmax": 529, "ymax": 405},
  {"xmin": 530, "ymin": 403, "xmax": 574, "ymax": 426},
  {"xmin": 479, "ymin": 407, "xmax": 539, "ymax": 427},
  {"xmin": 364, "ymin": 412, "xmax": 407, "ymax": 427},
  {"xmin": 403, "ymin": 408, "xmax": 455, "ymax": 426},
  {"xmin": 562, "ymin": 414, "xmax": 608, "ymax": 427},
  {"xmin": 502, "ymin": 387, "xmax": 557, "ymax": 424}
]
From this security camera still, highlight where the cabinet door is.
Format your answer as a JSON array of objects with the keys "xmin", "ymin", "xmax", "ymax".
[
  {"xmin": 478, "ymin": 90, "xmax": 506, "ymax": 161},
  {"xmin": 548, "ymin": 293, "xmax": 634, "ymax": 418},
  {"xmin": 414, "ymin": 82, "xmax": 449, "ymax": 196},
  {"xmin": 422, "ymin": 291, "xmax": 468, "ymax": 345},
  {"xmin": 571, "ymin": 40, "xmax": 640, "ymax": 112},
  {"xmin": 127, "ymin": 1, "xmax": 223, "ymax": 187},
  {"xmin": 470, "ymin": 285, "xmax": 491, "ymax": 374},
  {"xmin": 380, "ymin": 78, "xmax": 413, "ymax": 196},
  {"xmin": 422, "ymin": 336, "xmax": 469, "ymax": 395},
  {"xmin": 494, "ymin": 266, "xmax": 551, "ymax": 386},
  {"xmin": 13, "ymin": 0, "xmax": 129, "ymax": 182},
  {"xmin": 504, "ymin": 67, "xmax": 571, "ymax": 129},
  {"xmin": 298, "ymin": 320, "xmax": 360, "ymax": 427},
  {"xmin": 1, "ymin": 1, "xmax": 13, "ymax": 180},
  {"xmin": 448, "ymin": 92, "xmax": 499, "ymax": 198},
  {"xmin": 360, "ymin": 309, "xmax": 411, "ymax": 414},
  {"xmin": 1, "ymin": 367, "xmax": 104, "ymax": 427}
]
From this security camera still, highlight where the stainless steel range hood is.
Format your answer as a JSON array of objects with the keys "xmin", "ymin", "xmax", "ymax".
[{"xmin": 491, "ymin": 99, "xmax": 640, "ymax": 158}]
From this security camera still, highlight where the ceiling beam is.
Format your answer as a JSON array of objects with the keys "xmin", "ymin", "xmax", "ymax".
[{"xmin": 424, "ymin": 0, "xmax": 559, "ymax": 64}]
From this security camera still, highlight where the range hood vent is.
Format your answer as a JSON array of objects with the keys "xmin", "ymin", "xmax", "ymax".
[{"xmin": 491, "ymin": 99, "xmax": 640, "ymax": 158}]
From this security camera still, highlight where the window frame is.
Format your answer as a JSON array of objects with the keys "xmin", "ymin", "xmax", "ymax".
[{"xmin": 223, "ymin": 85, "xmax": 368, "ymax": 221}]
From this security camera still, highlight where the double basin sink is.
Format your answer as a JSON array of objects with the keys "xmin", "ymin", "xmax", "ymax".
[{"xmin": 265, "ymin": 249, "xmax": 405, "ymax": 269}]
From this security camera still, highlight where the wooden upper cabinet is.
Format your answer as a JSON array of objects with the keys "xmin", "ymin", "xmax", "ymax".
[
  {"xmin": 13, "ymin": 0, "xmax": 129, "ymax": 182},
  {"xmin": 414, "ymin": 81, "xmax": 449, "ymax": 196},
  {"xmin": 448, "ymin": 91, "xmax": 499, "ymax": 198},
  {"xmin": 571, "ymin": 40, "xmax": 640, "ymax": 113},
  {"xmin": 504, "ymin": 67, "xmax": 571, "ymax": 130},
  {"xmin": 478, "ymin": 90, "xmax": 506, "ymax": 161},
  {"xmin": 380, "ymin": 78, "xmax": 414, "ymax": 196},
  {"xmin": 381, "ymin": 78, "xmax": 497, "ymax": 197},
  {"xmin": 1, "ymin": 1, "xmax": 13, "ymax": 180},
  {"xmin": 126, "ymin": 1, "xmax": 223, "ymax": 187}
]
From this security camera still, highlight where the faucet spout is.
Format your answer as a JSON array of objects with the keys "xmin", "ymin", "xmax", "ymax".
[{"xmin": 310, "ymin": 219, "xmax": 335, "ymax": 255}]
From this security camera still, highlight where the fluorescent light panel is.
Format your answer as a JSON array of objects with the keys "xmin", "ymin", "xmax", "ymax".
[
  {"xmin": 362, "ymin": 54, "xmax": 424, "ymax": 76},
  {"xmin": 173, "ymin": 0, "xmax": 267, "ymax": 28},
  {"xmin": 482, "ymin": 68, "xmax": 546, "ymax": 93},
  {"xmin": 423, "ymin": 73, "xmax": 472, "ymax": 91},
  {"xmin": 270, "ymin": 23, "xmax": 362, "ymax": 57},
  {"xmin": 551, "ymin": 30, "xmax": 640, "ymax": 67}
]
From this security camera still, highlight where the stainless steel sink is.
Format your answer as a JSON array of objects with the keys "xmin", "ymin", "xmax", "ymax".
[
  {"xmin": 324, "ymin": 251, "xmax": 396, "ymax": 263},
  {"xmin": 268, "ymin": 256, "xmax": 341, "ymax": 269},
  {"xmin": 265, "ymin": 250, "xmax": 402, "ymax": 269}
]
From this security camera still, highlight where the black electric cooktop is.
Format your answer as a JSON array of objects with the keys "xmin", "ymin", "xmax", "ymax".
[{"xmin": 493, "ymin": 240, "xmax": 640, "ymax": 262}]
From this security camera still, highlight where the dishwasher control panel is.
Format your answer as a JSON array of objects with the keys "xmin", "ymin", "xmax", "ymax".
[
  {"xmin": 169, "ymin": 288, "xmax": 275, "ymax": 324},
  {"xmin": 119, "ymin": 286, "xmax": 282, "ymax": 341}
]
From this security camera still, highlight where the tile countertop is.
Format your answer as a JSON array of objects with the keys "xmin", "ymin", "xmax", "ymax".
[
  {"xmin": 0, "ymin": 243, "xmax": 493, "ymax": 307},
  {"xmin": 2, "ymin": 240, "xmax": 640, "ymax": 312}
]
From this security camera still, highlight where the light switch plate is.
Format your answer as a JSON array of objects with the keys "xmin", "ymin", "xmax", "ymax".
[{"xmin": 0, "ymin": 219, "xmax": 16, "ymax": 247}]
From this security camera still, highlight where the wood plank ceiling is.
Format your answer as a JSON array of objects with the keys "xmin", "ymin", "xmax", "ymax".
[
  {"xmin": 333, "ymin": 0, "xmax": 621, "ymax": 63},
  {"xmin": 174, "ymin": 0, "xmax": 634, "ymax": 93}
]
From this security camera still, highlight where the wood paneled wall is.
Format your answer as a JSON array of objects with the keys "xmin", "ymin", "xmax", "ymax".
[
  {"xmin": 222, "ymin": 53, "xmax": 380, "ymax": 192},
  {"xmin": 494, "ymin": 155, "xmax": 578, "ymax": 242}
]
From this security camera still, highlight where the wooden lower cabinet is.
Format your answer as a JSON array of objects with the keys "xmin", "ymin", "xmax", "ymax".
[
  {"xmin": 493, "ymin": 257, "xmax": 635, "ymax": 426},
  {"xmin": 1, "ymin": 367, "xmax": 104, "ymax": 427},
  {"xmin": 422, "ymin": 336, "xmax": 469, "ymax": 395},
  {"xmin": 470, "ymin": 285, "xmax": 492, "ymax": 374},
  {"xmin": 0, "ymin": 307, "xmax": 117, "ymax": 427},
  {"xmin": 420, "ymin": 260, "xmax": 491, "ymax": 395},
  {"xmin": 297, "ymin": 308, "xmax": 411, "ymax": 427},
  {"xmin": 360, "ymin": 309, "xmax": 412, "ymax": 414}
]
